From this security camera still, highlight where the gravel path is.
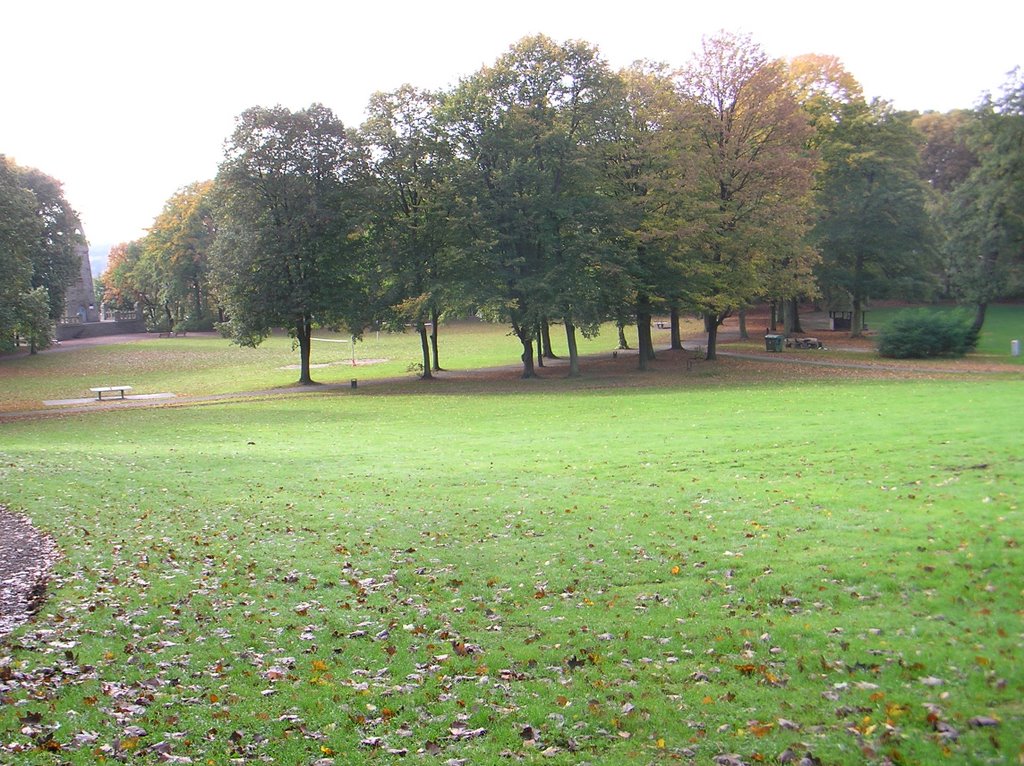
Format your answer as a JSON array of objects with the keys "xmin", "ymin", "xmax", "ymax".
[{"xmin": 0, "ymin": 506, "xmax": 61, "ymax": 639}]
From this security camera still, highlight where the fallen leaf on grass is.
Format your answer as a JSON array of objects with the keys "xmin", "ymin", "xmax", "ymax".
[{"xmin": 968, "ymin": 716, "xmax": 1000, "ymax": 728}]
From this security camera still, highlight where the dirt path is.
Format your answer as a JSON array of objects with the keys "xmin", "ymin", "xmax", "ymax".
[{"xmin": 0, "ymin": 506, "xmax": 61, "ymax": 640}]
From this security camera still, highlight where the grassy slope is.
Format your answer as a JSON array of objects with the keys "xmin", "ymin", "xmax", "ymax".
[{"xmin": 1, "ymin": 377, "xmax": 1021, "ymax": 764}]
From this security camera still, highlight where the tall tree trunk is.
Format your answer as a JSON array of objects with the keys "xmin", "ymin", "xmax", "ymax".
[
  {"xmin": 790, "ymin": 298, "xmax": 803, "ymax": 333},
  {"xmin": 636, "ymin": 311, "xmax": 654, "ymax": 370},
  {"xmin": 783, "ymin": 301, "xmax": 795, "ymax": 335},
  {"xmin": 418, "ymin": 322, "xmax": 433, "ymax": 380},
  {"xmin": 564, "ymin": 320, "xmax": 580, "ymax": 377},
  {"xmin": 514, "ymin": 322, "xmax": 536, "ymax": 378},
  {"xmin": 769, "ymin": 301, "xmax": 778, "ymax": 332},
  {"xmin": 193, "ymin": 281, "xmax": 203, "ymax": 322},
  {"xmin": 738, "ymin": 307, "xmax": 749, "ymax": 340},
  {"xmin": 971, "ymin": 301, "xmax": 988, "ymax": 338},
  {"xmin": 541, "ymin": 318, "xmax": 558, "ymax": 358},
  {"xmin": 670, "ymin": 308, "xmax": 683, "ymax": 350},
  {"xmin": 969, "ymin": 248, "xmax": 999, "ymax": 338},
  {"xmin": 430, "ymin": 307, "xmax": 443, "ymax": 371},
  {"xmin": 704, "ymin": 311, "xmax": 721, "ymax": 360},
  {"xmin": 296, "ymin": 317, "xmax": 315, "ymax": 385},
  {"xmin": 535, "ymin": 324, "xmax": 544, "ymax": 368},
  {"xmin": 850, "ymin": 295, "xmax": 864, "ymax": 338},
  {"xmin": 617, "ymin": 321, "xmax": 630, "ymax": 350},
  {"xmin": 850, "ymin": 256, "xmax": 866, "ymax": 338}
]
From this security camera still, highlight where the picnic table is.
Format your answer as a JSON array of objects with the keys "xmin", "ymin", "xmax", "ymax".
[
  {"xmin": 785, "ymin": 336, "xmax": 824, "ymax": 349},
  {"xmin": 89, "ymin": 385, "xmax": 132, "ymax": 400}
]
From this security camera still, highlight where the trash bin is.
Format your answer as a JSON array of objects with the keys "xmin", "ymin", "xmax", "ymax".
[{"xmin": 764, "ymin": 334, "xmax": 784, "ymax": 352}]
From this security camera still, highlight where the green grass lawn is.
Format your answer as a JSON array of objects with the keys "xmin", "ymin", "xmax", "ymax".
[
  {"xmin": 1, "ymin": 372, "xmax": 1021, "ymax": 764},
  {"xmin": 0, "ymin": 320, "xmax": 677, "ymax": 413}
]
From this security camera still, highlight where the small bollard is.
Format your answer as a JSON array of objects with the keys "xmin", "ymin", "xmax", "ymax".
[
  {"xmin": 1012, "ymin": 339, "xmax": 1020, "ymax": 357},
  {"xmin": 350, "ymin": 379, "xmax": 358, "ymax": 389}
]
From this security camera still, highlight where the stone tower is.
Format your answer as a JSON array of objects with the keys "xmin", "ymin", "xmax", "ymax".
[{"xmin": 64, "ymin": 235, "xmax": 98, "ymax": 323}]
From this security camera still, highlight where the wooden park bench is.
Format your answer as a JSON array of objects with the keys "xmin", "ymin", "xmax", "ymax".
[{"xmin": 89, "ymin": 385, "xmax": 133, "ymax": 401}]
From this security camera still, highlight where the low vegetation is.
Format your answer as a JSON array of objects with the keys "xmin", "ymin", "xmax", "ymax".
[{"xmin": 876, "ymin": 309, "xmax": 979, "ymax": 358}]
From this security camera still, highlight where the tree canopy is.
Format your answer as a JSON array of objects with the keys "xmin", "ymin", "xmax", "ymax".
[
  {"xmin": 67, "ymin": 33, "xmax": 1019, "ymax": 376},
  {"xmin": 0, "ymin": 155, "xmax": 84, "ymax": 352},
  {"xmin": 211, "ymin": 104, "xmax": 370, "ymax": 385}
]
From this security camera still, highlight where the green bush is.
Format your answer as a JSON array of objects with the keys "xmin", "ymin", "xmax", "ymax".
[{"xmin": 876, "ymin": 309, "xmax": 979, "ymax": 358}]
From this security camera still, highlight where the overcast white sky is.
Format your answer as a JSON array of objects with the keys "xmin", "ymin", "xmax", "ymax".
[{"xmin": 3, "ymin": 0, "xmax": 1020, "ymax": 273}]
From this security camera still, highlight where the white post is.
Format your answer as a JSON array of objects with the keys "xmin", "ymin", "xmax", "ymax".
[{"xmin": 1012, "ymin": 339, "xmax": 1020, "ymax": 357}]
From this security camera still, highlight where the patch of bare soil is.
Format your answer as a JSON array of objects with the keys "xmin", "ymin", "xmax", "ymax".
[{"xmin": 0, "ymin": 506, "xmax": 61, "ymax": 639}]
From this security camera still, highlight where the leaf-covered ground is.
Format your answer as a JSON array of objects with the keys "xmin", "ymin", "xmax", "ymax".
[{"xmin": 0, "ymin": 375, "xmax": 1021, "ymax": 765}]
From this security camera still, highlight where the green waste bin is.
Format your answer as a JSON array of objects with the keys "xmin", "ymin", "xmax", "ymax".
[{"xmin": 764, "ymin": 334, "xmax": 784, "ymax": 352}]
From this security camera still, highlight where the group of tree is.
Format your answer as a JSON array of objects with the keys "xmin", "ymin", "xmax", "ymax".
[
  {"xmin": 1, "ymin": 155, "xmax": 85, "ymax": 353},
  {"xmin": 102, "ymin": 180, "xmax": 217, "ymax": 333},
  {"xmin": 99, "ymin": 32, "xmax": 1022, "ymax": 381}
]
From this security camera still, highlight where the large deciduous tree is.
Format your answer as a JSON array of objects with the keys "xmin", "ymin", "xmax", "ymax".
[
  {"xmin": 0, "ymin": 156, "xmax": 83, "ymax": 352},
  {"xmin": 678, "ymin": 32, "xmax": 817, "ymax": 358},
  {"xmin": 143, "ymin": 181, "xmax": 218, "ymax": 329},
  {"xmin": 608, "ymin": 62, "xmax": 695, "ymax": 369},
  {"xmin": 1, "ymin": 156, "xmax": 39, "ymax": 350},
  {"xmin": 212, "ymin": 104, "xmax": 370, "ymax": 385},
  {"xmin": 814, "ymin": 100, "xmax": 935, "ymax": 336},
  {"xmin": 440, "ymin": 35, "xmax": 627, "ymax": 377},
  {"xmin": 361, "ymin": 85, "xmax": 460, "ymax": 379},
  {"xmin": 18, "ymin": 165, "xmax": 86, "ymax": 322},
  {"xmin": 943, "ymin": 70, "xmax": 1024, "ymax": 333}
]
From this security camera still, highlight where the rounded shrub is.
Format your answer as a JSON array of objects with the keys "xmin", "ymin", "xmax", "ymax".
[{"xmin": 876, "ymin": 309, "xmax": 979, "ymax": 359}]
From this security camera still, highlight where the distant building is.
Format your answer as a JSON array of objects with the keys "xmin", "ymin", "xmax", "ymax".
[{"xmin": 63, "ymin": 236, "xmax": 99, "ymax": 324}]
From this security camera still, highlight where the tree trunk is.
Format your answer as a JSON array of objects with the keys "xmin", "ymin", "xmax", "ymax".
[
  {"xmin": 429, "ymin": 307, "xmax": 443, "ymax": 371},
  {"xmin": 636, "ymin": 311, "xmax": 654, "ymax": 371},
  {"xmin": 704, "ymin": 311, "xmax": 720, "ymax": 360},
  {"xmin": 850, "ymin": 255, "xmax": 866, "ymax": 338},
  {"xmin": 669, "ymin": 308, "xmax": 683, "ymax": 350},
  {"xmin": 971, "ymin": 301, "xmax": 988, "ymax": 338},
  {"xmin": 514, "ymin": 323, "xmax": 536, "ymax": 378},
  {"xmin": 193, "ymin": 280, "xmax": 203, "ymax": 322},
  {"xmin": 738, "ymin": 307, "xmax": 749, "ymax": 340},
  {"xmin": 564, "ymin": 320, "xmax": 580, "ymax": 377},
  {"xmin": 783, "ymin": 301, "xmax": 795, "ymax": 335},
  {"xmin": 296, "ymin": 318, "xmax": 315, "ymax": 385},
  {"xmin": 535, "ymin": 325, "xmax": 544, "ymax": 368},
  {"xmin": 541, "ymin": 318, "xmax": 558, "ymax": 358},
  {"xmin": 418, "ymin": 322, "xmax": 433, "ymax": 380},
  {"xmin": 769, "ymin": 301, "xmax": 778, "ymax": 332},
  {"xmin": 790, "ymin": 298, "xmax": 803, "ymax": 333},
  {"xmin": 850, "ymin": 295, "xmax": 864, "ymax": 338},
  {"xmin": 617, "ymin": 321, "xmax": 630, "ymax": 350}
]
